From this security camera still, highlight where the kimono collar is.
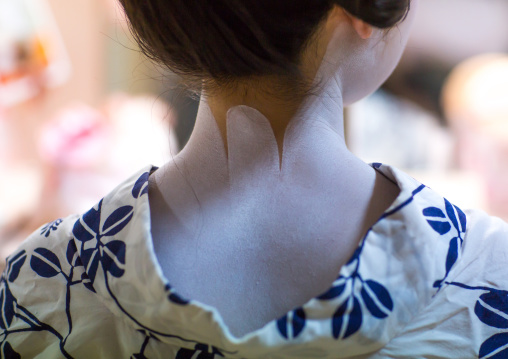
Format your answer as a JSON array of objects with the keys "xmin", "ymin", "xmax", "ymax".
[{"xmin": 72, "ymin": 161, "xmax": 467, "ymax": 358}]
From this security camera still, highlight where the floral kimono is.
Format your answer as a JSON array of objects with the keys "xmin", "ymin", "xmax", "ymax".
[{"xmin": 1, "ymin": 164, "xmax": 508, "ymax": 358}]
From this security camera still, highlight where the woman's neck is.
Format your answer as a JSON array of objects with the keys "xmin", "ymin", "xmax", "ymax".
[
  {"xmin": 206, "ymin": 84, "xmax": 302, "ymax": 162},
  {"xmin": 203, "ymin": 72, "xmax": 347, "ymax": 166},
  {"xmin": 148, "ymin": 78, "xmax": 400, "ymax": 341}
]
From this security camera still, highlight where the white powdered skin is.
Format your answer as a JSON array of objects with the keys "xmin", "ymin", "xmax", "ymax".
[
  {"xmin": 148, "ymin": 93, "xmax": 398, "ymax": 338},
  {"xmin": 147, "ymin": 13, "xmax": 411, "ymax": 337}
]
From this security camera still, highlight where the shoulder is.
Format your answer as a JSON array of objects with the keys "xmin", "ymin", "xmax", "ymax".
[
  {"xmin": 458, "ymin": 208, "xmax": 508, "ymax": 277},
  {"xmin": 376, "ymin": 210, "xmax": 508, "ymax": 358},
  {"xmin": 4, "ymin": 164, "xmax": 157, "ymax": 296},
  {"xmin": 4, "ymin": 214, "xmax": 79, "ymax": 292},
  {"xmin": 0, "ymin": 166, "xmax": 158, "ymax": 357},
  {"xmin": 0, "ymin": 215, "xmax": 91, "ymax": 356},
  {"xmin": 463, "ymin": 208, "xmax": 508, "ymax": 245}
]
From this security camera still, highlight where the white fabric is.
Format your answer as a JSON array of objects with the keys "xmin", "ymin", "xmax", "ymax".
[{"xmin": 2, "ymin": 161, "xmax": 508, "ymax": 358}]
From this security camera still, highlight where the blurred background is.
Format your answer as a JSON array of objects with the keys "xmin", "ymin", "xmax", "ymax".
[{"xmin": 0, "ymin": 0, "xmax": 507, "ymax": 265}]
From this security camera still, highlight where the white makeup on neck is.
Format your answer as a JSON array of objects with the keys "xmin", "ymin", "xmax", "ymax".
[
  {"xmin": 148, "ymin": 95, "xmax": 399, "ymax": 338},
  {"xmin": 148, "ymin": 3, "xmax": 416, "ymax": 337}
]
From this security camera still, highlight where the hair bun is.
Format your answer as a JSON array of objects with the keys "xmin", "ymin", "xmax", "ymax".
[{"xmin": 119, "ymin": 0, "xmax": 411, "ymax": 95}]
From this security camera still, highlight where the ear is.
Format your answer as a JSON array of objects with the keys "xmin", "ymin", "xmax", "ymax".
[
  {"xmin": 347, "ymin": 13, "xmax": 374, "ymax": 39},
  {"xmin": 327, "ymin": 6, "xmax": 374, "ymax": 40}
]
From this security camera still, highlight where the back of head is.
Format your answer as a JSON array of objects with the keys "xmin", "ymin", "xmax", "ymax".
[{"xmin": 118, "ymin": 0, "xmax": 410, "ymax": 96}]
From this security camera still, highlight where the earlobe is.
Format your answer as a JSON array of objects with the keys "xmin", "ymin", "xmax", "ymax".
[
  {"xmin": 350, "ymin": 17, "xmax": 374, "ymax": 39},
  {"xmin": 329, "ymin": 6, "xmax": 374, "ymax": 40}
]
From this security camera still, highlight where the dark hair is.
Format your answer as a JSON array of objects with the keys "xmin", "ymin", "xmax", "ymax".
[{"xmin": 118, "ymin": 0, "xmax": 410, "ymax": 96}]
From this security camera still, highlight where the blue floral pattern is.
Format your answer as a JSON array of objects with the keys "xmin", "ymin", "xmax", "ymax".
[
  {"xmin": 1, "ymin": 248, "xmax": 74, "ymax": 358},
  {"xmin": 446, "ymin": 282, "xmax": 508, "ymax": 358},
  {"xmin": 40, "ymin": 218, "xmax": 63, "ymax": 237},
  {"xmin": 165, "ymin": 283, "xmax": 190, "ymax": 306},
  {"xmin": 276, "ymin": 180, "xmax": 426, "ymax": 341},
  {"xmin": 310, "ymin": 221, "xmax": 397, "ymax": 340},
  {"xmin": 423, "ymin": 199, "xmax": 508, "ymax": 358},
  {"xmin": 130, "ymin": 331, "xmax": 159, "ymax": 359},
  {"xmin": 72, "ymin": 199, "xmax": 130, "ymax": 289},
  {"xmin": 1, "ymin": 164, "xmax": 507, "ymax": 358},
  {"xmin": 314, "ymin": 254, "xmax": 395, "ymax": 341},
  {"xmin": 423, "ymin": 198, "xmax": 467, "ymax": 289},
  {"xmin": 176, "ymin": 344, "xmax": 225, "ymax": 359}
]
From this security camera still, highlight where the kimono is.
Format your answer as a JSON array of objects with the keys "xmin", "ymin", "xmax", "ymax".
[{"xmin": 1, "ymin": 163, "xmax": 507, "ymax": 359}]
